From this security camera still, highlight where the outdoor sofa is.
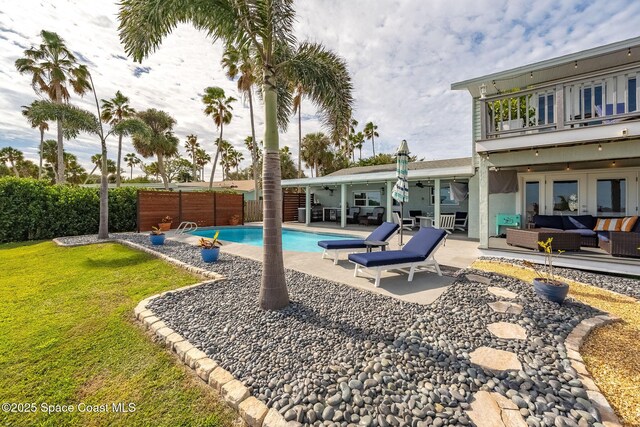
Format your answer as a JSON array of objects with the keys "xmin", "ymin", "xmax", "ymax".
[
  {"xmin": 348, "ymin": 227, "xmax": 447, "ymax": 287},
  {"xmin": 531, "ymin": 214, "xmax": 598, "ymax": 247},
  {"xmin": 359, "ymin": 207, "xmax": 385, "ymax": 226},
  {"xmin": 598, "ymin": 218, "xmax": 640, "ymax": 258},
  {"xmin": 317, "ymin": 221, "xmax": 399, "ymax": 264}
]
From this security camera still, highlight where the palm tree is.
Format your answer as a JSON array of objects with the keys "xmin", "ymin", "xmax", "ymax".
[
  {"xmin": 84, "ymin": 153, "xmax": 104, "ymax": 183},
  {"xmin": 244, "ymin": 136, "xmax": 261, "ymax": 184},
  {"xmin": 217, "ymin": 138, "xmax": 233, "ymax": 180},
  {"xmin": 101, "ymin": 91, "xmax": 135, "ymax": 187},
  {"xmin": 301, "ymin": 133, "xmax": 331, "ymax": 177},
  {"xmin": 0, "ymin": 147, "xmax": 24, "ymax": 177},
  {"xmin": 15, "ymin": 30, "xmax": 91, "ymax": 183},
  {"xmin": 353, "ymin": 131, "xmax": 365, "ymax": 160},
  {"xmin": 292, "ymin": 82, "xmax": 305, "ymax": 178},
  {"xmin": 202, "ymin": 87, "xmax": 235, "ymax": 187},
  {"xmin": 120, "ymin": 0, "xmax": 354, "ymax": 310},
  {"xmin": 222, "ymin": 43, "xmax": 260, "ymax": 197},
  {"xmin": 195, "ymin": 148, "xmax": 210, "ymax": 182},
  {"xmin": 124, "ymin": 152, "xmax": 141, "ymax": 180},
  {"xmin": 230, "ymin": 149, "xmax": 244, "ymax": 175},
  {"xmin": 133, "ymin": 109, "xmax": 179, "ymax": 189},
  {"xmin": 184, "ymin": 134, "xmax": 200, "ymax": 182},
  {"xmin": 364, "ymin": 121, "xmax": 379, "ymax": 157},
  {"xmin": 21, "ymin": 102, "xmax": 49, "ymax": 179}
]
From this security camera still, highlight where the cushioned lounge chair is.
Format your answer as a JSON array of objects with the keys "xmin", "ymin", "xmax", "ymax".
[
  {"xmin": 348, "ymin": 227, "xmax": 447, "ymax": 287},
  {"xmin": 317, "ymin": 221, "xmax": 399, "ymax": 265}
]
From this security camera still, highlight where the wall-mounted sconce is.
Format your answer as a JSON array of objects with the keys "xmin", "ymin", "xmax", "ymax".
[
  {"xmin": 479, "ymin": 83, "xmax": 487, "ymax": 99},
  {"xmin": 622, "ymin": 128, "xmax": 629, "ymax": 136}
]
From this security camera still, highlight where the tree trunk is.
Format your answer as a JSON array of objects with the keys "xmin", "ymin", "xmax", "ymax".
[
  {"xmin": 359, "ymin": 147, "xmax": 362, "ymax": 160},
  {"xmin": 130, "ymin": 165, "xmax": 133, "ymax": 180},
  {"xmin": 39, "ymin": 127, "xmax": 44, "ymax": 179},
  {"xmin": 116, "ymin": 134, "xmax": 123, "ymax": 187},
  {"xmin": 98, "ymin": 138, "xmax": 109, "ymax": 239},
  {"xmin": 372, "ymin": 135, "xmax": 375, "ymax": 157},
  {"xmin": 248, "ymin": 88, "xmax": 260, "ymax": 200},
  {"xmin": 157, "ymin": 153, "xmax": 169, "ymax": 189},
  {"xmin": 56, "ymin": 118, "xmax": 65, "ymax": 183},
  {"xmin": 84, "ymin": 164, "xmax": 99, "ymax": 184},
  {"xmin": 209, "ymin": 121, "xmax": 224, "ymax": 188},
  {"xmin": 259, "ymin": 71, "xmax": 288, "ymax": 310},
  {"xmin": 297, "ymin": 102, "xmax": 302, "ymax": 178},
  {"xmin": 192, "ymin": 152, "xmax": 197, "ymax": 182},
  {"xmin": 11, "ymin": 161, "xmax": 19, "ymax": 177}
]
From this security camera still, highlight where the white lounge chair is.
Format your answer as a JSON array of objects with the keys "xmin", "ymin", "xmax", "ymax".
[{"xmin": 392, "ymin": 211, "xmax": 415, "ymax": 231}]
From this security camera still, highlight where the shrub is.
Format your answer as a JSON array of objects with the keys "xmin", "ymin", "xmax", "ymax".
[{"xmin": 0, "ymin": 177, "xmax": 139, "ymax": 242}]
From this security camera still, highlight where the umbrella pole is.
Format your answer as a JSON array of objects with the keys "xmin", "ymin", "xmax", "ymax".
[{"xmin": 399, "ymin": 202, "xmax": 404, "ymax": 246}]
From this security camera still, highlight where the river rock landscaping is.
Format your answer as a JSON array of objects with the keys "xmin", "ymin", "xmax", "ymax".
[{"xmin": 55, "ymin": 235, "xmax": 626, "ymax": 426}]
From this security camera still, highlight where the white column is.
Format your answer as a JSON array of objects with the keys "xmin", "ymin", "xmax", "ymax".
[
  {"xmin": 386, "ymin": 181, "xmax": 393, "ymax": 222},
  {"xmin": 478, "ymin": 157, "xmax": 490, "ymax": 248},
  {"xmin": 434, "ymin": 178, "xmax": 441, "ymax": 228},
  {"xmin": 340, "ymin": 183, "xmax": 347, "ymax": 228},
  {"xmin": 305, "ymin": 186, "xmax": 311, "ymax": 226}
]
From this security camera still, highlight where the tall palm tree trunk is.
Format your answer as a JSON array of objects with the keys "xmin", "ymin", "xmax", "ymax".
[
  {"xmin": 248, "ymin": 89, "xmax": 260, "ymax": 199},
  {"xmin": 259, "ymin": 73, "xmax": 288, "ymax": 310},
  {"xmin": 157, "ymin": 153, "xmax": 169, "ymax": 189},
  {"xmin": 116, "ymin": 134, "xmax": 123, "ymax": 187},
  {"xmin": 192, "ymin": 153, "xmax": 197, "ymax": 182},
  {"xmin": 359, "ymin": 147, "xmax": 362, "ymax": 160},
  {"xmin": 84, "ymin": 164, "xmax": 99, "ymax": 184},
  {"xmin": 39, "ymin": 127, "xmax": 44, "ymax": 179},
  {"xmin": 98, "ymin": 141, "xmax": 109, "ymax": 239},
  {"xmin": 11, "ymin": 161, "xmax": 19, "ymax": 177},
  {"xmin": 372, "ymin": 135, "xmax": 375, "ymax": 157},
  {"xmin": 209, "ymin": 121, "xmax": 223, "ymax": 188},
  {"xmin": 130, "ymin": 165, "xmax": 134, "ymax": 180},
  {"xmin": 55, "ymin": 88, "xmax": 65, "ymax": 184},
  {"xmin": 297, "ymin": 103, "xmax": 302, "ymax": 179}
]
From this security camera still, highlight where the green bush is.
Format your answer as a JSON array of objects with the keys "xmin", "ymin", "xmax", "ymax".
[{"xmin": 0, "ymin": 177, "xmax": 139, "ymax": 242}]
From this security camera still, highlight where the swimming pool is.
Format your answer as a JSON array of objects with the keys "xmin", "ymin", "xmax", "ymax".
[{"xmin": 190, "ymin": 226, "xmax": 357, "ymax": 253}]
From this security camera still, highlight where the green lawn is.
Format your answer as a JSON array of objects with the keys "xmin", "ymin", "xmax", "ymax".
[{"xmin": 0, "ymin": 241, "xmax": 235, "ymax": 427}]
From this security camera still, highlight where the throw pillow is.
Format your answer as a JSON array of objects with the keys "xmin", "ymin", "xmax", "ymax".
[
  {"xmin": 620, "ymin": 216, "xmax": 638, "ymax": 232},
  {"xmin": 593, "ymin": 218, "xmax": 622, "ymax": 231}
]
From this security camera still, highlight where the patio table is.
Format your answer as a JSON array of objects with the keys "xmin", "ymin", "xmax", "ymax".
[
  {"xmin": 506, "ymin": 228, "xmax": 581, "ymax": 251},
  {"xmin": 416, "ymin": 216, "xmax": 434, "ymax": 228},
  {"xmin": 364, "ymin": 240, "xmax": 389, "ymax": 252}
]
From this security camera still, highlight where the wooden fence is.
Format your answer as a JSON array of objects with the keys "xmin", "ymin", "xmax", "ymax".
[
  {"xmin": 137, "ymin": 190, "xmax": 244, "ymax": 232},
  {"xmin": 282, "ymin": 192, "xmax": 306, "ymax": 222},
  {"xmin": 244, "ymin": 200, "xmax": 263, "ymax": 222}
]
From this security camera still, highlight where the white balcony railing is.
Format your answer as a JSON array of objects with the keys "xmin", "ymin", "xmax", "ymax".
[{"xmin": 483, "ymin": 67, "xmax": 640, "ymax": 140}]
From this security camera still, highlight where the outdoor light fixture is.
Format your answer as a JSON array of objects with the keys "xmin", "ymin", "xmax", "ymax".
[
  {"xmin": 527, "ymin": 166, "xmax": 531, "ymax": 172},
  {"xmin": 566, "ymin": 163, "xmax": 570, "ymax": 170},
  {"xmin": 479, "ymin": 83, "xmax": 487, "ymax": 99},
  {"xmin": 612, "ymin": 160, "xmax": 616, "ymax": 166},
  {"xmin": 574, "ymin": 60, "xmax": 578, "ymax": 68},
  {"xmin": 598, "ymin": 144, "xmax": 603, "ymax": 151},
  {"xmin": 535, "ymin": 150, "xmax": 539, "ymax": 156},
  {"xmin": 530, "ymin": 72, "xmax": 533, "ymax": 79},
  {"xmin": 628, "ymin": 48, "xmax": 632, "ymax": 57}
]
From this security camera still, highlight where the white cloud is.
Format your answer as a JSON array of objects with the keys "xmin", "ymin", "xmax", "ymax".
[{"xmin": 1, "ymin": 0, "xmax": 640, "ymax": 177}]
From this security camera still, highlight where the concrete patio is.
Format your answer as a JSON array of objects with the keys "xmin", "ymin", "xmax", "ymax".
[{"xmin": 169, "ymin": 222, "xmax": 481, "ymax": 305}]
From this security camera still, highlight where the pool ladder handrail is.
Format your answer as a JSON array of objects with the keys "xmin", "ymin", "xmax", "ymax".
[{"xmin": 175, "ymin": 221, "xmax": 198, "ymax": 235}]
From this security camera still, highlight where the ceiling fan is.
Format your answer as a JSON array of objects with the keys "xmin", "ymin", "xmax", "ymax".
[{"xmin": 415, "ymin": 181, "xmax": 424, "ymax": 188}]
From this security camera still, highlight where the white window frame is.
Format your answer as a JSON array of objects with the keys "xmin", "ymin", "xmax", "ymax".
[
  {"xmin": 353, "ymin": 190, "xmax": 382, "ymax": 207},
  {"xmin": 429, "ymin": 186, "xmax": 459, "ymax": 206}
]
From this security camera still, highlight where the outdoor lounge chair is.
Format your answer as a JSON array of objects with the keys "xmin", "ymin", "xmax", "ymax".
[
  {"xmin": 392, "ymin": 211, "xmax": 416, "ymax": 231},
  {"xmin": 359, "ymin": 207, "xmax": 385, "ymax": 226},
  {"xmin": 317, "ymin": 221, "xmax": 399, "ymax": 264},
  {"xmin": 348, "ymin": 227, "xmax": 447, "ymax": 287}
]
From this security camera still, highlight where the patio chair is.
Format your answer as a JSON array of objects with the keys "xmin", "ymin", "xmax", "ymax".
[
  {"xmin": 392, "ymin": 211, "xmax": 416, "ymax": 231},
  {"xmin": 359, "ymin": 207, "xmax": 385, "ymax": 226},
  {"xmin": 348, "ymin": 227, "xmax": 447, "ymax": 287},
  {"xmin": 317, "ymin": 221, "xmax": 399, "ymax": 264},
  {"xmin": 336, "ymin": 207, "xmax": 361, "ymax": 224},
  {"xmin": 438, "ymin": 213, "xmax": 456, "ymax": 233},
  {"xmin": 454, "ymin": 212, "xmax": 468, "ymax": 231}
]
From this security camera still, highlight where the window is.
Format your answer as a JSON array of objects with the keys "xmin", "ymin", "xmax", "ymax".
[
  {"xmin": 629, "ymin": 78, "xmax": 637, "ymax": 112},
  {"xmin": 552, "ymin": 180, "xmax": 578, "ymax": 214},
  {"xmin": 525, "ymin": 182, "xmax": 540, "ymax": 223},
  {"xmin": 537, "ymin": 93, "xmax": 555, "ymax": 125},
  {"xmin": 353, "ymin": 191, "xmax": 381, "ymax": 207},
  {"xmin": 597, "ymin": 179, "xmax": 626, "ymax": 216},
  {"xmin": 429, "ymin": 186, "xmax": 458, "ymax": 206}
]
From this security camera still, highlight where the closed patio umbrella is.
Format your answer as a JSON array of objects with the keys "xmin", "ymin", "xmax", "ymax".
[{"xmin": 392, "ymin": 139, "xmax": 410, "ymax": 246}]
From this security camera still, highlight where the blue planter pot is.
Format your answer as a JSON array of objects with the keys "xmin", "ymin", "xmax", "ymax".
[
  {"xmin": 533, "ymin": 278, "xmax": 569, "ymax": 304},
  {"xmin": 201, "ymin": 247, "xmax": 220, "ymax": 263},
  {"xmin": 149, "ymin": 234, "xmax": 166, "ymax": 246}
]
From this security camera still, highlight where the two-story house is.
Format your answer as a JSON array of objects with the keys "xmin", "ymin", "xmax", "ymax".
[{"xmin": 452, "ymin": 37, "xmax": 640, "ymax": 259}]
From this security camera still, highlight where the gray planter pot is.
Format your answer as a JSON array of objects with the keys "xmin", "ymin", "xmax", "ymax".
[{"xmin": 533, "ymin": 278, "xmax": 569, "ymax": 304}]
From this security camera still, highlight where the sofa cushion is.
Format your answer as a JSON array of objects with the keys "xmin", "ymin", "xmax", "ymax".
[
  {"xmin": 533, "ymin": 215, "xmax": 564, "ymax": 230},
  {"xmin": 594, "ymin": 218, "xmax": 623, "ymax": 231},
  {"xmin": 621, "ymin": 216, "xmax": 638, "ymax": 232},
  {"xmin": 562, "ymin": 215, "xmax": 596, "ymax": 230},
  {"xmin": 597, "ymin": 231, "xmax": 610, "ymax": 242},
  {"xmin": 564, "ymin": 229, "xmax": 597, "ymax": 236}
]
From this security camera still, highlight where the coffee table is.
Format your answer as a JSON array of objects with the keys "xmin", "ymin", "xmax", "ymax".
[
  {"xmin": 363, "ymin": 240, "xmax": 389, "ymax": 252},
  {"xmin": 506, "ymin": 228, "xmax": 581, "ymax": 251}
]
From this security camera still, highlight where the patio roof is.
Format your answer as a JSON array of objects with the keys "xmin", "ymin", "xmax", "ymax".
[{"xmin": 281, "ymin": 157, "xmax": 473, "ymax": 187}]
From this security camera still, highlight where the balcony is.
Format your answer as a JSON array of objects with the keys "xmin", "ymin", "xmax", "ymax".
[{"xmin": 478, "ymin": 67, "xmax": 640, "ymax": 152}]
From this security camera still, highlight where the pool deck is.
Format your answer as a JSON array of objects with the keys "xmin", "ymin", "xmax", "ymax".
[{"xmin": 168, "ymin": 223, "xmax": 481, "ymax": 305}]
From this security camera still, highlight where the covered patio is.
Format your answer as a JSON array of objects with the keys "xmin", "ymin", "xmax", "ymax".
[{"xmin": 281, "ymin": 158, "xmax": 475, "ymax": 235}]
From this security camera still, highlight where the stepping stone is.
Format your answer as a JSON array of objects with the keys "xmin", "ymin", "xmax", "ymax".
[
  {"xmin": 487, "ymin": 322, "xmax": 527, "ymax": 340},
  {"xmin": 466, "ymin": 391, "xmax": 527, "ymax": 427},
  {"xmin": 466, "ymin": 274, "xmax": 491, "ymax": 285},
  {"xmin": 488, "ymin": 301, "xmax": 523, "ymax": 315},
  {"xmin": 487, "ymin": 286, "xmax": 519, "ymax": 299},
  {"xmin": 469, "ymin": 347, "xmax": 522, "ymax": 374}
]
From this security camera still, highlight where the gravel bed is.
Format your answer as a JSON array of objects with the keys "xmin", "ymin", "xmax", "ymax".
[
  {"xmin": 55, "ymin": 234, "xmax": 612, "ymax": 426},
  {"xmin": 54, "ymin": 234, "xmax": 115, "ymax": 246},
  {"xmin": 481, "ymin": 256, "xmax": 640, "ymax": 300}
]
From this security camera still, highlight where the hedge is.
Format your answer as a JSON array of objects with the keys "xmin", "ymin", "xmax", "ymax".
[{"xmin": 0, "ymin": 177, "xmax": 139, "ymax": 242}]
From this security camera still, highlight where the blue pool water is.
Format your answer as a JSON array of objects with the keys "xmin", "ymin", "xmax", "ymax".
[{"xmin": 190, "ymin": 226, "xmax": 357, "ymax": 253}]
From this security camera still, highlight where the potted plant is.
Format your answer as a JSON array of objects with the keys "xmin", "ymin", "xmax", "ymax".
[
  {"xmin": 523, "ymin": 238, "xmax": 568, "ymax": 303},
  {"xmin": 149, "ymin": 227, "xmax": 166, "ymax": 246},
  {"xmin": 229, "ymin": 214, "xmax": 241, "ymax": 226},
  {"xmin": 198, "ymin": 231, "xmax": 222, "ymax": 263},
  {"xmin": 158, "ymin": 215, "xmax": 173, "ymax": 231}
]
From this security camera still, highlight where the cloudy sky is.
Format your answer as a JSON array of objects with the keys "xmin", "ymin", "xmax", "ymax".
[{"xmin": 1, "ymin": 0, "xmax": 639, "ymax": 179}]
